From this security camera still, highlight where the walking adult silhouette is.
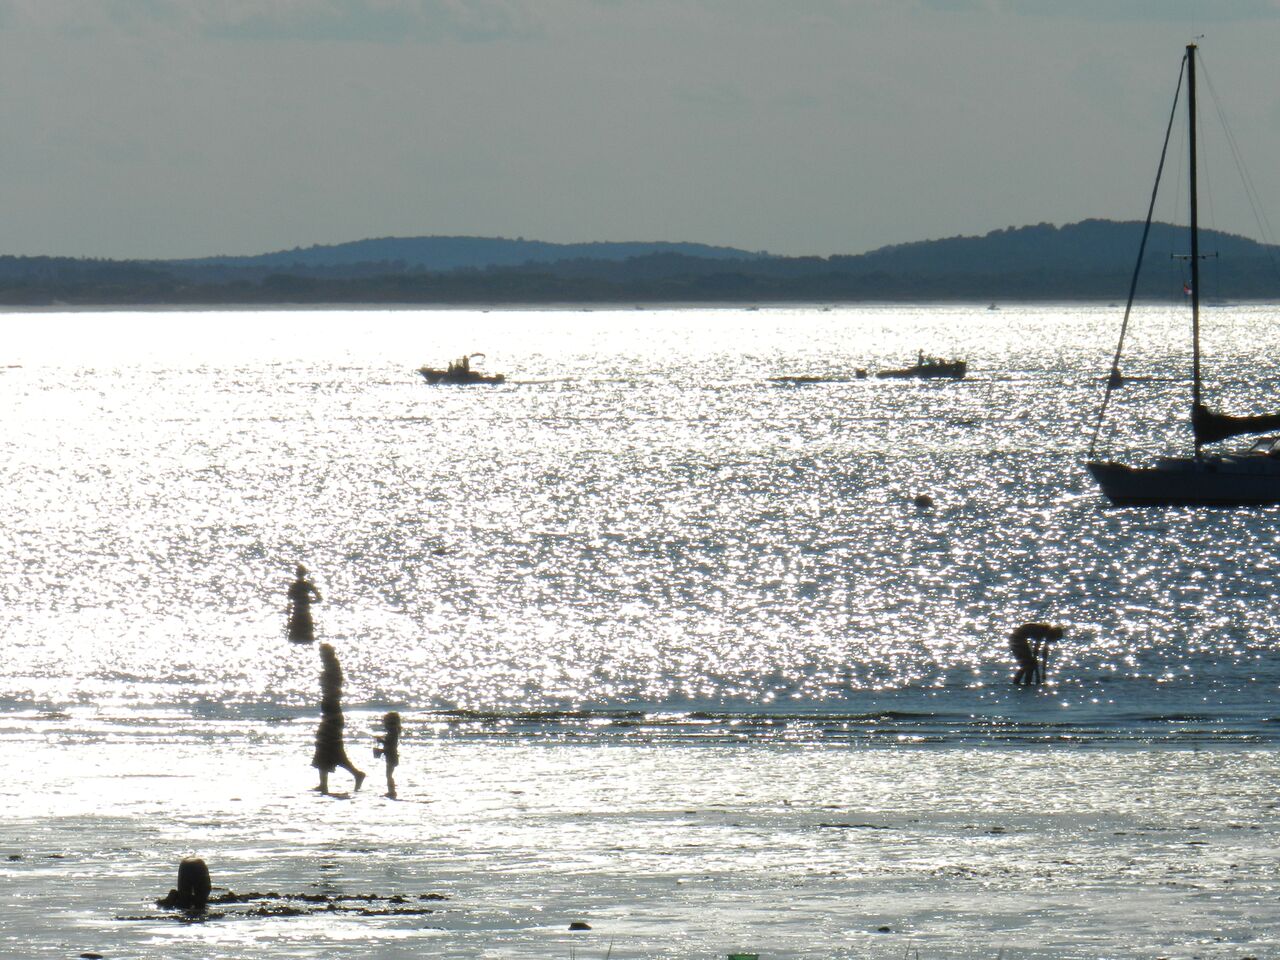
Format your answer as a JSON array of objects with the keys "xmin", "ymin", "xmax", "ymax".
[{"xmin": 312, "ymin": 643, "xmax": 365, "ymax": 794}]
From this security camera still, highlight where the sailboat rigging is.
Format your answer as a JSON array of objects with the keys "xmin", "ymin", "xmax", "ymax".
[{"xmin": 1087, "ymin": 43, "xmax": 1280, "ymax": 505}]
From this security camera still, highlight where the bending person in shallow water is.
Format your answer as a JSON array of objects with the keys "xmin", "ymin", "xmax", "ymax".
[
  {"xmin": 312, "ymin": 643, "xmax": 366, "ymax": 794},
  {"xmin": 1009, "ymin": 622, "xmax": 1064, "ymax": 685},
  {"xmin": 287, "ymin": 564, "xmax": 322, "ymax": 643}
]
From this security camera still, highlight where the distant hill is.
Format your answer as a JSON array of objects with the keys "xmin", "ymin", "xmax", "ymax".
[
  {"xmin": 178, "ymin": 236, "xmax": 770, "ymax": 272},
  {"xmin": 2, "ymin": 220, "xmax": 1279, "ymax": 305},
  {"xmin": 845, "ymin": 219, "xmax": 1276, "ymax": 278}
]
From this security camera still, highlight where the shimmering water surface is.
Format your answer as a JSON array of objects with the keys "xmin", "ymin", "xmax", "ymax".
[
  {"xmin": 3, "ymin": 304, "xmax": 1280, "ymax": 738},
  {"xmin": 5, "ymin": 305, "xmax": 1280, "ymax": 959}
]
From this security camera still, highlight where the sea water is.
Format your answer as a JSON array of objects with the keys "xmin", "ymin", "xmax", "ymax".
[{"xmin": 1, "ymin": 304, "xmax": 1279, "ymax": 959}]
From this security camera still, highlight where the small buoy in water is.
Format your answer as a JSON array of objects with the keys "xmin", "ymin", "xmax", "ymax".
[{"xmin": 913, "ymin": 494, "xmax": 934, "ymax": 509}]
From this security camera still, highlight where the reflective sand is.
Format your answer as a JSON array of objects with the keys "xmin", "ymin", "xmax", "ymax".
[{"xmin": 2, "ymin": 721, "xmax": 1278, "ymax": 959}]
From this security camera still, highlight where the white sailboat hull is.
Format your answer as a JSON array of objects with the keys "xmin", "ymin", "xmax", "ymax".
[{"xmin": 1087, "ymin": 457, "xmax": 1280, "ymax": 505}]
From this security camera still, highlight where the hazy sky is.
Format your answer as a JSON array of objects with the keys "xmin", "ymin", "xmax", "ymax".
[{"xmin": 2, "ymin": 0, "xmax": 1280, "ymax": 259}]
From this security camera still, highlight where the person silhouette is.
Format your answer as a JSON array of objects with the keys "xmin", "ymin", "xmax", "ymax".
[
  {"xmin": 287, "ymin": 565, "xmax": 322, "ymax": 643},
  {"xmin": 312, "ymin": 643, "xmax": 365, "ymax": 794},
  {"xmin": 1009, "ymin": 622, "xmax": 1064, "ymax": 685},
  {"xmin": 374, "ymin": 711, "xmax": 402, "ymax": 799}
]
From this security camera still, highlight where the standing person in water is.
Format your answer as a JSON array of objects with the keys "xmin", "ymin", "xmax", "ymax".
[
  {"xmin": 374, "ymin": 711, "xmax": 402, "ymax": 799},
  {"xmin": 287, "ymin": 564, "xmax": 322, "ymax": 643},
  {"xmin": 312, "ymin": 643, "xmax": 365, "ymax": 794},
  {"xmin": 1009, "ymin": 622, "xmax": 1064, "ymax": 685}
]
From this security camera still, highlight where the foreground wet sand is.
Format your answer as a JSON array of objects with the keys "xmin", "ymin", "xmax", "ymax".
[{"xmin": 2, "ymin": 716, "xmax": 1278, "ymax": 959}]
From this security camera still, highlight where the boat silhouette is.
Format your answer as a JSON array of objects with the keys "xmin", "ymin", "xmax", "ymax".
[
  {"xmin": 1087, "ymin": 43, "xmax": 1280, "ymax": 505},
  {"xmin": 875, "ymin": 352, "xmax": 966, "ymax": 380},
  {"xmin": 417, "ymin": 353, "xmax": 505, "ymax": 385}
]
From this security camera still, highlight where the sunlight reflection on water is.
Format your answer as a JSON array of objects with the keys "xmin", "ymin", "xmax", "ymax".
[{"xmin": 2, "ymin": 304, "xmax": 1280, "ymax": 737}]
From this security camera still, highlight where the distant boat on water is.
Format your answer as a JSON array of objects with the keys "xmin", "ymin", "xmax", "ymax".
[
  {"xmin": 876, "ymin": 352, "xmax": 966, "ymax": 380},
  {"xmin": 418, "ymin": 353, "xmax": 505, "ymax": 385},
  {"xmin": 1087, "ymin": 43, "xmax": 1280, "ymax": 505}
]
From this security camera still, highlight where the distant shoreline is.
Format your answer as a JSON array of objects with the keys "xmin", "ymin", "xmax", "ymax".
[
  {"xmin": 0, "ymin": 297, "xmax": 1200, "ymax": 314},
  {"xmin": 6, "ymin": 220, "xmax": 1280, "ymax": 307}
]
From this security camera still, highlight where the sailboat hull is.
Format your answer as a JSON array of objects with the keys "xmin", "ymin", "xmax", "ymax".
[{"xmin": 1087, "ymin": 458, "xmax": 1280, "ymax": 505}]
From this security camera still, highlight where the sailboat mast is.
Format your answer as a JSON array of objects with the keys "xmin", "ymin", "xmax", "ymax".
[{"xmin": 1187, "ymin": 42, "xmax": 1203, "ymax": 453}]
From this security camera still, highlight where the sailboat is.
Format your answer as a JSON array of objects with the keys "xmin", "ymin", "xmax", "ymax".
[{"xmin": 1087, "ymin": 43, "xmax": 1280, "ymax": 506}]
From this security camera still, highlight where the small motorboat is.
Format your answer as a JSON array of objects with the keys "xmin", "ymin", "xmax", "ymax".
[
  {"xmin": 876, "ymin": 352, "xmax": 966, "ymax": 380},
  {"xmin": 418, "ymin": 353, "xmax": 505, "ymax": 385}
]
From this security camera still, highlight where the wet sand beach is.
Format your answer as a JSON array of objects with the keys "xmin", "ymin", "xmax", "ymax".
[{"xmin": 2, "ymin": 715, "xmax": 1279, "ymax": 959}]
